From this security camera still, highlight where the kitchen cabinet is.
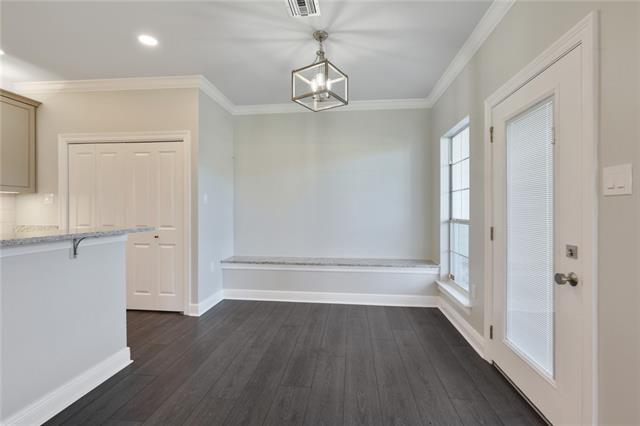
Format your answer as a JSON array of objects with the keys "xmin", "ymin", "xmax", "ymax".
[{"xmin": 0, "ymin": 89, "xmax": 40, "ymax": 193}]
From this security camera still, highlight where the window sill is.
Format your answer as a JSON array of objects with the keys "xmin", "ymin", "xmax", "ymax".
[{"xmin": 436, "ymin": 280, "xmax": 472, "ymax": 314}]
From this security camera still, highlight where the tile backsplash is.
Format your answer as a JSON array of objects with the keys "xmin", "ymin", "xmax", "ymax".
[
  {"xmin": 0, "ymin": 194, "xmax": 17, "ymax": 234},
  {"xmin": 14, "ymin": 225, "xmax": 60, "ymax": 233},
  {"xmin": 0, "ymin": 195, "xmax": 59, "ymax": 234}
]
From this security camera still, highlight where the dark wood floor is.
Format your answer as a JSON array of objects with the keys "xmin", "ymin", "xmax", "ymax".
[{"xmin": 46, "ymin": 300, "xmax": 544, "ymax": 426}]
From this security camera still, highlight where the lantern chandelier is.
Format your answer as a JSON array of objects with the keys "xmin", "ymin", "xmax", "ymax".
[{"xmin": 291, "ymin": 30, "xmax": 349, "ymax": 112}]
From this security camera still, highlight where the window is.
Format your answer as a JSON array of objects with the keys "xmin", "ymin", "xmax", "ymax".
[{"xmin": 447, "ymin": 125, "xmax": 470, "ymax": 291}]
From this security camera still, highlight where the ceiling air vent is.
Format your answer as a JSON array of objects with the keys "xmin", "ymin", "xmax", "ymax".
[{"xmin": 285, "ymin": 0, "xmax": 320, "ymax": 17}]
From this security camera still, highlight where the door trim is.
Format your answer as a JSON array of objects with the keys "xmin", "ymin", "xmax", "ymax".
[
  {"xmin": 483, "ymin": 12, "xmax": 599, "ymax": 424},
  {"xmin": 58, "ymin": 131, "xmax": 193, "ymax": 315}
]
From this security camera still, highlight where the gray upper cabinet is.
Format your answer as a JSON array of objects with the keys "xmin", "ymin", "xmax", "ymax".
[{"xmin": 0, "ymin": 89, "xmax": 40, "ymax": 193}]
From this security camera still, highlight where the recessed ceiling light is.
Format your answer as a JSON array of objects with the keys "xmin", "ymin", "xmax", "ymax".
[
  {"xmin": 0, "ymin": 49, "xmax": 5, "ymax": 56},
  {"xmin": 137, "ymin": 34, "xmax": 158, "ymax": 47}
]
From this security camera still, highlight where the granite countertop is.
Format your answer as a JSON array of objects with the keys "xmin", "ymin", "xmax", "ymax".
[
  {"xmin": 221, "ymin": 256, "xmax": 439, "ymax": 269},
  {"xmin": 0, "ymin": 226, "xmax": 156, "ymax": 247}
]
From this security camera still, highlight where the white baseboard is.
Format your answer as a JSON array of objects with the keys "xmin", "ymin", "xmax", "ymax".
[
  {"xmin": 223, "ymin": 289, "xmax": 438, "ymax": 307},
  {"xmin": 437, "ymin": 297, "xmax": 486, "ymax": 359},
  {"xmin": 1, "ymin": 348, "xmax": 131, "ymax": 426},
  {"xmin": 186, "ymin": 289, "xmax": 224, "ymax": 316},
  {"xmin": 436, "ymin": 280, "xmax": 472, "ymax": 313}
]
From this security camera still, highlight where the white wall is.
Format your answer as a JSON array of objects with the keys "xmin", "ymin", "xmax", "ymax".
[
  {"xmin": 197, "ymin": 92, "xmax": 234, "ymax": 302},
  {"xmin": 234, "ymin": 109, "xmax": 433, "ymax": 260},
  {"xmin": 1, "ymin": 238, "xmax": 128, "ymax": 423},
  {"xmin": 429, "ymin": 2, "xmax": 639, "ymax": 423}
]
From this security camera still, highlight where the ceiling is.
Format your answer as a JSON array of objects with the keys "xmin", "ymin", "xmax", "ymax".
[{"xmin": 0, "ymin": 1, "xmax": 491, "ymax": 105}]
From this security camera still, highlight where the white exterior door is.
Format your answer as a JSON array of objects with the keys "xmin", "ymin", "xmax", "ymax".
[
  {"xmin": 491, "ymin": 46, "xmax": 583, "ymax": 424},
  {"xmin": 68, "ymin": 141, "xmax": 184, "ymax": 312}
]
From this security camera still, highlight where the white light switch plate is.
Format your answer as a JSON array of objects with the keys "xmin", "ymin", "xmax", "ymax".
[{"xmin": 603, "ymin": 164, "xmax": 632, "ymax": 196}]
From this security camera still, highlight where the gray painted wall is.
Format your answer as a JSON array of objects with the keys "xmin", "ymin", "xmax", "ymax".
[
  {"xmin": 197, "ymin": 93, "xmax": 235, "ymax": 301},
  {"xmin": 429, "ymin": 2, "xmax": 639, "ymax": 423},
  {"xmin": 233, "ymin": 109, "xmax": 433, "ymax": 260}
]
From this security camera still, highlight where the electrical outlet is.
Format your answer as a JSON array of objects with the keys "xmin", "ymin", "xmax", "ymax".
[{"xmin": 203, "ymin": 193, "xmax": 209, "ymax": 205}]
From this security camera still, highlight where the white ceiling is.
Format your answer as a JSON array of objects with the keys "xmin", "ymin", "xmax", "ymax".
[{"xmin": 0, "ymin": 1, "xmax": 491, "ymax": 105}]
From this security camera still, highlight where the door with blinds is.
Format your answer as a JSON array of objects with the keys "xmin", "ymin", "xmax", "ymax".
[
  {"xmin": 490, "ymin": 46, "xmax": 583, "ymax": 424},
  {"xmin": 68, "ymin": 142, "xmax": 184, "ymax": 312}
]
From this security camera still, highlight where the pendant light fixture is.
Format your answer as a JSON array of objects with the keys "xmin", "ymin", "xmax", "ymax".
[{"xmin": 291, "ymin": 30, "xmax": 348, "ymax": 112}]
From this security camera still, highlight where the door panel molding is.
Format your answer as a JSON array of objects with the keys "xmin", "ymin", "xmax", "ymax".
[
  {"xmin": 59, "ymin": 131, "xmax": 192, "ymax": 315},
  {"xmin": 483, "ymin": 12, "xmax": 598, "ymax": 424}
]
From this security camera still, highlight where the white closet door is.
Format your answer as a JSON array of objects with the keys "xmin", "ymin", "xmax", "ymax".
[
  {"xmin": 68, "ymin": 144, "xmax": 96, "ymax": 230},
  {"xmin": 95, "ymin": 144, "xmax": 125, "ymax": 228}
]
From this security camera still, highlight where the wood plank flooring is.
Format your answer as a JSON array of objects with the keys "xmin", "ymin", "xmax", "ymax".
[{"xmin": 46, "ymin": 300, "xmax": 544, "ymax": 426}]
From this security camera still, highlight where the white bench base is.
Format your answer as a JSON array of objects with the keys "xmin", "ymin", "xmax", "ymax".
[{"xmin": 221, "ymin": 257, "xmax": 440, "ymax": 307}]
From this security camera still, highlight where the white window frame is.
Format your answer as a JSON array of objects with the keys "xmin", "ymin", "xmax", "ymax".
[{"xmin": 440, "ymin": 117, "xmax": 470, "ymax": 295}]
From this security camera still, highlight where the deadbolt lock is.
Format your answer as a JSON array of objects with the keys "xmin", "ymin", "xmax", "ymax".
[{"xmin": 566, "ymin": 244, "xmax": 578, "ymax": 259}]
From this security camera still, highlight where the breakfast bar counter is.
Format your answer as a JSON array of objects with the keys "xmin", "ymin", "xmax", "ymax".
[{"xmin": 0, "ymin": 227, "xmax": 151, "ymax": 425}]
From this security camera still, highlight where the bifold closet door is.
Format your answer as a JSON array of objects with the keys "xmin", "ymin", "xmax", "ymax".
[{"xmin": 124, "ymin": 142, "xmax": 184, "ymax": 312}]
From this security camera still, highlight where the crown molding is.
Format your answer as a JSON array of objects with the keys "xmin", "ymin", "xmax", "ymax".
[
  {"xmin": 13, "ymin": 75, "xmax": 237, "ymax": 114},
  {"xmin": 196, "ymin": 75, "xmax": 236, "ymax": 114},
  {"xmin": 14, "ymin": 74, "xmax": 201, "ymax": 94},
  {"xmin": 233, "ymin": 97, "xmax": 431, "ymax": 115},
  {"xmin": 424, "ymin": 0, "xmax": 515, "ymax": 107}
]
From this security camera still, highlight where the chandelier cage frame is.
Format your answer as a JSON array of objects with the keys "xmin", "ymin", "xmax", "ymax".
[{"xmin": 291, "ymin": 30, "xmax": 349, "ymax": 112}]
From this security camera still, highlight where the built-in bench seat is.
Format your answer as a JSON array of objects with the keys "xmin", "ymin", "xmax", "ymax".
[
  {"xmin": 221, "ymin": 256, "xmax": 439, "ymax": 273},
  {"xmin": 220, "ymin": 256, "xmax": 441, "ymax": 307}
]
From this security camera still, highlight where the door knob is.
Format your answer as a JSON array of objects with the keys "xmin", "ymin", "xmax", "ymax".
[
  {"xmin": 154, "ymin": 235, "xmax": 159, "ymax": 239},
  {"xmin": 554, "ymin": 272, "xmax": 578, "ymax": 286}
]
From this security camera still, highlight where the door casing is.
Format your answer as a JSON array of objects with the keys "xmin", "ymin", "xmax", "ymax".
[
  {"xmin": 58, "ymin": 131, "xmax": 192, "ymax": 315},
  {"xmin": 483, "ymin": 12, "xmax": 598, "ymax": 424}
]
